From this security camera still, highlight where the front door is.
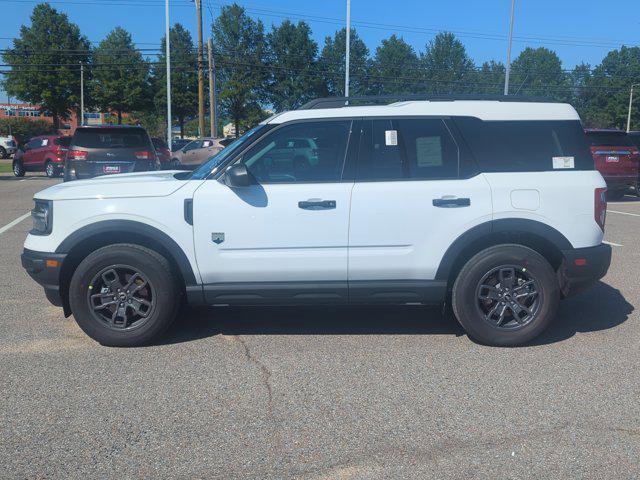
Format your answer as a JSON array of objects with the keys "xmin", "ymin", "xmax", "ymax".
[
  {"xmin": 192, "ymin": 119, "xmax": 358, "ymax": 305},
  {"xmin": 347, "ymin": 118, "xmax": 492, "ymax": 303}
]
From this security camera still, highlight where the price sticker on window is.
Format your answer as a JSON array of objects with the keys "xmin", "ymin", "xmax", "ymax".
[
  {"xmin": 385, "ymin": 130, "xmax": 398, "ymax": 146},
  {"xmin": 552, "ymin": 156, "xmax": 575, "ymax": 169}
]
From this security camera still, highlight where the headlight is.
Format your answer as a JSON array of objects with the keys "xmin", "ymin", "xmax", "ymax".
[{"xmin": 30, "ymin": 199, "xmax": 53, "ymax": 235}]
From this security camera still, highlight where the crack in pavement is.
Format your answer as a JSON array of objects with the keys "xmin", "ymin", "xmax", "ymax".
[{"xmin": 233, "ymin": 335, "xmax": 274, "ymax": 415}]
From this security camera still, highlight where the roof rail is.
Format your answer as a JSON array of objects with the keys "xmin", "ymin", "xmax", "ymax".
[{"xmin": 298, "ymin": 94, "xmax": 553, "ymax": 110}]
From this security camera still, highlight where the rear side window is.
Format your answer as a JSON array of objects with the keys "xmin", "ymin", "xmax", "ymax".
[
  {"xmin": 357, "ymin": 118, "xmax": 459, "ymax": 180},
  {"xmin": 73, "ymin": 128, "xmax": 150, "ymax": 149},
  {"xmin": 455, "ymin": 118, "xmax": 593, "ymax": 172},
  {"xmin": 585, "ymin": 131, "xmax": 635, "ymax": 148}
]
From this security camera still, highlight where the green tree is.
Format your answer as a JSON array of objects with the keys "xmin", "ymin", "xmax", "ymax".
[
  {"xmin": 577, "ymin": 47, "xmax": 640, "ymax": 129},
  {"xmin": 318, "ymin": 28, "xmax": 370, "ymax": 96},
  {"xmin": 213, "ymin": 4, "xmax": 267, "ymax": 137},
  {"xmin": 421, "ymin": 32, "xmax": 476, "ymax": 94},
  {"xmin": 266, "ymin": 20, "xmax": 322, "ymax": 111},
  {"xmin": 475, "ymin": 61, "xmax": 505, "ymax": 94},
  {"xmin": 91, "ymin": 27, "xmax": 150, "ymax": 124},
  {"xmin": 369, "ymin": 34, "xmax": 421, "ymax": 95},
  {"xmin": 1, "ymin": 3, "xmax": 90, "ymax": 129},
  {"xmin": 0, "ymin": 117, "xmax": 56, "ymax": 145},
  {"xmin": 153, "ymin": 23, "xmax": 198, "ymax": 137},
  {"xmin": 509, "ymin": 47, "xmax": 569, "ymax": 100}
]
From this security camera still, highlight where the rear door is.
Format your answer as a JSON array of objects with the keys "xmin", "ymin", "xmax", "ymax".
[
  {"xmin": 22, "ymin": 138, "xmax": 42, "ymax": 168},
  {"xmin": 348, "ymin": 117, "xmax": 492, "ymax": 302}
]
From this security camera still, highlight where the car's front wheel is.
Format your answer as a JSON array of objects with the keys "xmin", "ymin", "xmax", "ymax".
[
  {"xmin": 69, "ymin": 244, "xmax": 180, "ymax": 347},
  {"xmin": 452, "ymin": 244, "xmax": 560, "ymax": 347},
  {"xmin": 12, "ymin": 160, "xmax": 25, "ymax": 177}
]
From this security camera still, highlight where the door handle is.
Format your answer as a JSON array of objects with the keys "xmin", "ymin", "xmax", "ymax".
[
  {"xmin": 432, "ymin": 197, "xmax": 470, "ymax": 208},
  {"xmin": 298, "ymin": 200, "xmax": 336, "ymax": 210}
]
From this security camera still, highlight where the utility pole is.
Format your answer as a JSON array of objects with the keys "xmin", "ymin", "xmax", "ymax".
[
  {"xmin": 195, "ymin": 0, "xmax": 205, "ymax": 137},
  {"xmin": 207, "ymin": 38, "xmax": 216, "ymax": 138},
  {"xmin": 79, "ymin": 62, "xmax": 84, "ymax": 126},
  {"xmin": 344, "ymin": 0, "xmax": 351, "ymax": 99},
  {"xmin": 627, "ymin": 84, "xmax": 637, "ymax": 133},
  {"xmin": 504, "ymin": 0, "xmax": 516, "ymax": 95},
  {"xmin": 165, "ymin": 0, "xmax": 172, "ymax": 147}
]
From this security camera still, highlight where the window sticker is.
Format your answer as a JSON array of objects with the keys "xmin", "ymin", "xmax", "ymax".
[
  {"xmin": 416, "ymin": 136, "xmax": 443, "ymax": 167},
  {"xmin": 385, "ymin": 130, "xmax": 398, "ymax": 146},
  {"xmin": 552, "ymin": 156, "xmax": 575, "ymax": 169}
]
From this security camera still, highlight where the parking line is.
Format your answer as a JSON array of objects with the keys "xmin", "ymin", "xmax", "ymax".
[
  {"xmin": 608, "ymin": 210, "xmax": 640, "ymax": 218},
  {"xmin": 603, "ymin": 240, "xmax": 623, "ymax": 247},
  {"xmin": 0, "ymin": 212, "xmax": 31, "ymax": 236}
]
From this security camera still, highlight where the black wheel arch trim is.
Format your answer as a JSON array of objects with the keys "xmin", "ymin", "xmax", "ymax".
[
  {"xmin": 55, "ymin": 220, "xmax": 198, "ymax": 285},
  {"xmin": 435, "ymin": 218, "xmax": 573, "ymax": 281}
]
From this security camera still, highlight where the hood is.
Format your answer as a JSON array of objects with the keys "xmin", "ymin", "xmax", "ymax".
[{"xmin": 35, "ymin": 170, "xmax": 193, "ymax": 201}]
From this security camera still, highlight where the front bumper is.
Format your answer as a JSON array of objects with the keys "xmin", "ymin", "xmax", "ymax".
[
  {"xmin": 559, "ymin": 244, "xmax": 612, "ymax": 297},
  {"xmin": 21, "ymin": 249, "xmax": 67, "ymax": 307}
]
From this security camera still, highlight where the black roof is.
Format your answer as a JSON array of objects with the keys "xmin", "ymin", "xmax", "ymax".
[{"xmin": 298, "ymin": 94, "xmax": 554, "ymax": 110}]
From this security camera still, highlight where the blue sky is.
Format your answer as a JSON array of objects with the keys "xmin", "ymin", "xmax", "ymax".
[{"xmin": 2, "ymin": 0, "xmax": 639, "ymax": 100}]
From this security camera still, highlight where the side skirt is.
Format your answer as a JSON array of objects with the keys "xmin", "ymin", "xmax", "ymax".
[{"xmin": 188, "ymin": 280, "xmax": 447, "ymax": 306}]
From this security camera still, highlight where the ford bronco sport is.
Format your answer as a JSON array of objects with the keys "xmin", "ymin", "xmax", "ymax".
[{"xmin": 21, "ymin": 96, "xmax": 612, "ymax": 347}]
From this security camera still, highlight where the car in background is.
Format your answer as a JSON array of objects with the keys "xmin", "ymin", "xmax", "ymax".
[
  {"xmin": 170, "ymin": 137, "xmax": 225, "ymax": 169},
  {"xmin": 12, "ymin": 135, "xmax": 71, "ymax": 178},
  {"xmin": 628, "ymin": 131, "xmax": 640, "ymax": 196},
  {"xmin": 151, "ymin": 137, "xmax": 176, "ymax": 169},
  {"xmin": 584, "ymin": 129, "xmax": 640, "ymax": 199},
  {"xmin": 171, "ymin": 138, "xmax": 190, "ymax": 152},
  {"xmin": 0, "ymin": 134, "xmax": 17, "ymax": 159},
  {"xmin": 64, "ymin": 126, "xmax": 160, "ymax": 182}
]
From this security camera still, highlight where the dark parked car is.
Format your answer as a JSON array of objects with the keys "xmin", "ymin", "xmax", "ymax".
[
  {"xmin": 151, "ymin": 137, "xmax": 175, "ymax": 169},
  {"xmin": 13, "ymin": 135, "xmax": 71, "ymax": 178},
  {"xmin": 628, "ymin": 131, "xmax": 640, "ymax": 195},
  {"xmin": 171, "ymin": 138, "xmax": 190, "ymax": 152},
  {"xmin": 64, "ymin": 126, "xmax": 160, "ymax": 182},
  {"xmin": 585, "ymin": 129, "xmax": 639, "ymax": 199}
]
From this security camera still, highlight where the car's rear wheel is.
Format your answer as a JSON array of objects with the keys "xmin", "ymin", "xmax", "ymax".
[
  {"xmin": 452, "ymin": 244, "xmax": 560, "ymax": 347},
  {"xmin": 44, "ymin": 160, "xmax": 59, "ymax": 178},
  {"xmin": 69, "ymin": 244, "xmax": 180, "ymax": 347},
  {"xmin": 12, "ymin": 160, "xmax": 25, "ymax": 177}
]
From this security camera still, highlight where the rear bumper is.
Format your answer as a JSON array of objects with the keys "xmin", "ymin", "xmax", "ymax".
[
  {"xmin": 603, "ymin": 174, "xmax": 638, "ymax": 190},
  {"xmin": 66, "ymin": 160, "xmax": 158, "ymax": 180},
  {"xmin": 559, "ymin": 244, "xmax": 612, "ymax": 297},
  {"xmin": 21, "ymin": 249, "xmax": 66, "ymax": 307}
]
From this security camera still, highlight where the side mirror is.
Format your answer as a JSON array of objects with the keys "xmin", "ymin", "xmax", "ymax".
[{"xmin": 224, "ymin": 163, "xmax": 255, "ymax": 188}]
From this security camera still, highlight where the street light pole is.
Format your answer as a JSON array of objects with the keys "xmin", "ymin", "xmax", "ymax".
[
  {"xmin": 79, "ymin": 62, "xmax": 84, "ymax": 126},
  {"xmin": 207, "ymin": 38, "xmax": 216, "ymax": 138},
  {"xmin": 627, "ymin": 84, "xmax": 637, "ymax": 133},
  {"xmin": 195, "ymin": 0, "xmax": 205, "ymax": 137},
  {"xmin": 165, "ymin": 0, "xmax": 172, "ymax": 147},
  {"xmin": 504, "ymin": 0, "xmax": 516, "ymax": 96},
  {"xmin": 344, "ymin": 0, "xmax": 350, "ymax": 99}
]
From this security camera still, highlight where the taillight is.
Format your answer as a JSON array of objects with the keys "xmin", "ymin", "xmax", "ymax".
[
  {"xmin": 69, "ymin": 150, "xmax": 87, "ymax": 160},
  {"xmin": 595, "ymin": 187, "xmax": 607, "ymax": 232},
  {"xmin": 135, "ymin": 150, "xmax": 152, "ymax": 160}
]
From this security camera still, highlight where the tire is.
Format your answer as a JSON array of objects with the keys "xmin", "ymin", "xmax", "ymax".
[
  {"xmin": 44, "ymin": 160, "xmax": 59, "ymax": 178},
  {"xmin": 68, "ymin": 244, "xmax": 180, "ymax": 347},
  {"xmin": 0, "ymin": 146, "xmax": 7, "ymax": 159},
  {"xmin": 171, "ymin": 159, "xmax": 181, "ymax": 169},
  {"xmin": 451, "ymin": 244, "xmax": 560, "ymax": 347},
  {"xmin": 12, "ymin": 160, "xmax": 25, "ymax": 177}
]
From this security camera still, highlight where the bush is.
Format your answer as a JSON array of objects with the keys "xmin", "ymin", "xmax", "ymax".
[{"xmin": 0, "ymin": 118, "xmax": 57, "ymax": 145}]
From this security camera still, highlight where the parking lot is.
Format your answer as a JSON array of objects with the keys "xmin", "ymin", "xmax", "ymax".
[{"xmin": 1, "ymin": 171, "xmax": 639, "ymax": 479}]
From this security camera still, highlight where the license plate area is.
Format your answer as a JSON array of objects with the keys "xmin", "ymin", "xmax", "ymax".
[
  {"xmin": 103, "ymin": 165, "xmax": 121, "ymax": 174},
  {"xmin": 606, "ymin": 156, "xmax": 620, "ymax": 163}
]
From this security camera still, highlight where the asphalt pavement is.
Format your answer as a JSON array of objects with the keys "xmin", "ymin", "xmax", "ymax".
[{"xmin": 1, "ymin": 172, "xmax": 639, "ymax": 479}]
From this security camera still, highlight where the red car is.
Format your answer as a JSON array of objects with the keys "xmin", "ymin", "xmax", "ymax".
[
  {"xmin": 585, "ymin": 129, "xmax": 640, "ymax": 199},
  {"xmin": 13, "ymin": 135, "xmax": 71, "ymax": 178},
  {"xmin": 151, "ymin": 137, "xmax": 175, "ymax": 169}
]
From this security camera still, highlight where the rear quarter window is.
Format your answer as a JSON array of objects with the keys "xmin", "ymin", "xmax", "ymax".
[
  {"xmin": 72, "ymin": 128, "xmax": 150, "ymax": 149},
  {"xmin": 454, "ymin": 118, "xmax": 594, "ymax": 172}
]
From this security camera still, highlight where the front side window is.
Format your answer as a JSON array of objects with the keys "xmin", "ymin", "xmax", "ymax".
[
  {"xmin": 243, "ymin": 121, "xmax": 352, "ymax": 183},
  {"xmin": 357, "ymin": 118, "xmax": 459, "ymax": 181}
]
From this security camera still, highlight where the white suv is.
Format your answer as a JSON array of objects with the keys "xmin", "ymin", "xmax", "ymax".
[{"xmin": 21, "ymin": 97, "xmax": 612, "ymax": 347}]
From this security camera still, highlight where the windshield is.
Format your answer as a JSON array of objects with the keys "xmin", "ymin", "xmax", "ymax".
[{"xmin": 189, "ymin": 125, "xmax": 269, "ymax": 179}]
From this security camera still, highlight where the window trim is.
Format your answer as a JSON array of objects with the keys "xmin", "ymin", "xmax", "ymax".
[{"xmin": 219, "ymin": 118, "xmax": 361, "ymax": 185}]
